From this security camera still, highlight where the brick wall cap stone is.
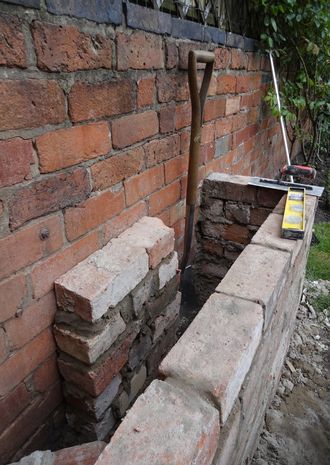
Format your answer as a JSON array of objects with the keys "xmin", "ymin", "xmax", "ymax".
[
  {"xmin": 160, "ymin": 293, "xmax": 263, "ymax": 423},
  {"xmin": 94, "ymin": 379, "xmax": 219, "ymax": 465}
]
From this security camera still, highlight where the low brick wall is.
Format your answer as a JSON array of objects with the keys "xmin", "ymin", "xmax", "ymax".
[
  {"xmin": 92, "ymin": 175, "xmax": 316, "ymax": 465},
  {"xmin": 54, "ymin": 217, "xmax": 180, "ymax": 442}
]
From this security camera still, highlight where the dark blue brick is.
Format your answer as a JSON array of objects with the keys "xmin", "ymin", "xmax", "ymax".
[
  {"xmin": 204, "ymin": 26, "xmax": 226, "ymax": 45},
  {"xmin": 172, "ymin": 18, "xmax": 204, "ymax": 42},
  {"xmin": 226, "ymin": 32, "xmax": 244, "ymax": 49},
  {"xmin": 3, "ymin": 0, "xmax": 40, "ymax": 7},
  {"xmin": 46, "ymin": 0, "xmax": 122, "ymax": 25},
  {"xmin": 126, "ymin": 3, "xmax": 171, "ymax": 35},
  {"xmin": 244, "ymin": 37, "xmax": 260, "ymax": 52}
]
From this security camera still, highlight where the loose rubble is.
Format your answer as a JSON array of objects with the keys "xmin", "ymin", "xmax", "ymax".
[{"xmin": 252, "ymin": 280, "xmax": 330, "ymax": 465}]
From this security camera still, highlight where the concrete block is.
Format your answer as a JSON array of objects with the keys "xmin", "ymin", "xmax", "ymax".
[
  {"xmin": 118, "ymin": 216, "xmax": 174, "ymax": 269},
  {"xmin": 54, "ymin": 311, "xmax": 126, "ymax": 364},
  {"xmin": 158, "ymin": 252, "xmax": 178, "ymax": 289},
  {"xmin": 216, "ymin": 244, "xmax": 290, "ymax": 328},
  {"xmin": 55, "ymin": 238, "xmax": 149, "ymax": 321},
  {"xmin": 160, "ymin": 293, "xmax": 263, "ymax": 423},
  {"xmin": 128, "ymin": 365, "xmax": 147, "ymax": 402},
  {"xmin": 94, "ymin": 380, "xmax": 220, "ymax": 465},
  {"xmin": 153, "ymin": 292, "xmax": 181, "ymax": 342}
]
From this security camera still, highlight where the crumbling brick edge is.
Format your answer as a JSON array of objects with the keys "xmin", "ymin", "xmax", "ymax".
[{"xmin": 92, "ymin": 174, "xmax": 317, "ymax": 465}]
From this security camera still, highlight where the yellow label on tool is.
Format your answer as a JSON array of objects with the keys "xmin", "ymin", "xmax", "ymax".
[{"xmin": 281, "ymin": 188, "xmax": 305, "ymax": 240}]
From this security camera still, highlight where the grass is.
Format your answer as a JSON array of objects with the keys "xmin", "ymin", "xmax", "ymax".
[{"xmin": 306, "ymin": 222, "xmax": 330, "ymax": 281}]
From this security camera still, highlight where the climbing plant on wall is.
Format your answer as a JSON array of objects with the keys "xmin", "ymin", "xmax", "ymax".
[{"xmin": 251, "ymin": 0, "xmax": 330, "ymax": 164}]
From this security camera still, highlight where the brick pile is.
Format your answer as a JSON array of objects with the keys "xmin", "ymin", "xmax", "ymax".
[{"xmin": 54, "ymin": 217, "xmax": 180, "ymax": 441}]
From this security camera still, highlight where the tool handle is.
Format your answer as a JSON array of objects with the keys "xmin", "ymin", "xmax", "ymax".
[
  {"xmin": 281, "ymin": 165, "xmax": 316, "ymax": 179},
  {"xmin": 194, "ymin": 51, "xmax": 215, "ymax": 64}
]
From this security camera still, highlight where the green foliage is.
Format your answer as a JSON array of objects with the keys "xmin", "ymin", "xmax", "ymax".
[
  {"xmin": 307, "ymin": 223, "xmax": 330, "ymax": 281},
  {"xmin": 251, "ymin": 0, "xmax": 330, "ymax": 163}
]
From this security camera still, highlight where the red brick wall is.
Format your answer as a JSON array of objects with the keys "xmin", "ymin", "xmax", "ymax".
[{"xmin": 0, "ymin": 1, "xmax": 289, "ymax": 463}]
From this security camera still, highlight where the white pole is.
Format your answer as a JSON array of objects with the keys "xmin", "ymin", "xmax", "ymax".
[{"xmin": 269, "ymin": 51, "xmax": 294, "ymax": 182}]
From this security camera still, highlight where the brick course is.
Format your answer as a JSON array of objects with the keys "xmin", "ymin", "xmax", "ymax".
[{"xmin": 0, "ymin": 2, "xmax": 287, "ymax": 460}]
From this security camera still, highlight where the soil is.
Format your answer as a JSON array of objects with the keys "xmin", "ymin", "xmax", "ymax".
[{"xmin": 251, "ymin": 280, "xmax": 330, "ymax": 465}]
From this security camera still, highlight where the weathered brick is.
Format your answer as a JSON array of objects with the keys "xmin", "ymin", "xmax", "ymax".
[
  {"xmin": 223, "ymin": 224, "xmax": 250, "ymax": 244},
  {"xmin": 250, "ymin": 207, "xmax": 271, "ymax": 226},
  {"xmin": 131, "ymin": 271, "xmax": 158, "ymax": 318},
  {"xmin": 230, "ymin": 49, "xmax": 247, "ymax": 69},
  {"xmin": 215, "ymin": 135, "xmax": 231, "ymax": 158},
  {"xmin": 69, "ymin": 80, "xmax": 133, "ymax": 123},
  {"xmin": 117, "ymin": 31, "xmax": 164, "ymax": 70},
  {"xmin": 217, "ymin": 74, "xmax": 236, "ymax": 94},
  {"xmin": 159, "ymin": 103, "xmax": 176, "ymax": 133},
  {"xmin": 58, "ymin": 331, "xmax": 136, "ymax": 396},
  {"xmin": 0, "ymin": 383, "xmax": 62, "ymax": 465},
  {"xmin": 153, "ymin": 291, "xmax": 180, "ymax": 342},
  {"xmin": 145, "ymin": 134, "xmax": 180, "ymax": 168},
  {"xmin": 225, "ymin": 96, "xmax": 240, "ymax": 116},
  {"xmin": 0, "ymin": 80, "xmax": 65, "ymax": 131},
  {"xmin": 214, "ymin": 47, "xmax": 231, "ymax": 69},
  {"xmin": 178, "ymin": 42, "xmax": 208, "ymax": 70},
  {"xmin": 0, "ymin": 15, "xmax": 27, "ymax": 68},
  {"xmin": 53, "ymin": 441, "xmax": 106, "ymax": 465},
  {"xmin": 54, "ymin": 311, "xmax": 125, "ymax": 364},
  {"xmin": 128, "ymin": 365, "xmax": 146, "ymax": 402},
  {"xmin": 67, "ymin": 404, "xmax": 116, "ymax": 440},
  {"xmin": 165, "ymin": 40, "xmax": 178, "ymax": 69},
  {"xmin": 36, "ymin": 122, "xmax": 111, "ymax": 173},
  {"xmin": 137, "ymin": 76, "xmax": 155, "ymax": 107},
  {"xmin": 91, "ymin": 147, "xmax": 144, "ymax": 191},
  {"xmin": 226, "ymin": 202, "xmax": 250, "ymax": 224},
  {"xmin": 118, "ymin": 216, "xmax": 174, "ymax": 269},
  {"xmin": 247, "ymin": 52, "xmax": 261, "ymax": 71},
  {"xmin": 33, "ymin": 355, "xmax": 59, "ymax": 393},
  {"xmin": 169, "ymin": 200, "xmax": 185, "ymax": 226},
  {"xmin": 0, "ymin": 328, "xmax": 56, "ymax": 397},
  {"xmin": 0, "ymin": 138, "xmax": 34, "ymax": 188},
  {"xmin": 0, "ymin": 274, "xmax": 26, "ymax": 323},
  {"xmin": 203, "ymin": 172, "xmax": 257, "ymax": 203},
  {"xmin": 65, "ymin": 377, "xmax": 121, "ymax": 421},
  {"xmin": 55, "ymin": 237, "xmax": 148, "ymax": 321},
  {"xmin": 160, "ymin": 293, "xmax": 263, "ymax": 423},
  {"xmin": 213, "ymin": 403, "xmax": 241, "ymax": 465},
  {"xmin": 32, "ymin": 21, "xmax": 112, "ymax": 72},
  {"xmin": 128, "ymin": 332, "xmax": 152, "ymax": 370},
  {"xmin": 149, "ymin": 180, "xmax": 181, "ymax": 216},
  {"xmin": 175, "ymin": 101, "xmax": 191, "ymax": 129},
  {"xmin": 156, "ymin": 73, "xmax": 189, "ymax": 103},
  {"xmin": 9, "ymin": 168, "xmax": 90, "ymax": 230},
  {"xmin": 95, "ymin": 380, "xmax": 219, "ymax": 465},
  {"xmin": 164, "ymin": 155, "xmax": 188, "ymax": 184},
  {"xmin": 204, "ymin": 98, "xmax": 226, "ymax": 121},
  {"xmin": 64, "ymin": 189, "xmax": 125, "ymax": 241},
  {"xmin": 215, "ymin": 117, "xmax": 232, "ymax": 138},
  {"xmin": 112, "ymin": 111, "xmax": 159, "ymax": 149},
  {"xmin": 124, "ymin": 165, "xmax": 163, "ymax": 206},
  {"xmin": 104, "ymin": 201, "xmax": 147, "ymax": 242},
  {"xmin": 0, "ymin": 382, "xmax": 31, "ymax": 435},
  {"xmin": 31, "ymin": 230, "xmax": 99, "ymax": 299},
  {"xmin": 0, "ymin": 214, "xmax": 63, "ymax": 281},
  {"xmin": 5, "ymin": 293, "xmax": 57, "ymax": 350},
  {"xmin": 217, "ymin": 244, "xmax": 290, "ymax": 328}
]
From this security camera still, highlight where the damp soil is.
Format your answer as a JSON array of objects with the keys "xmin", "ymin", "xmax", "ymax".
[{"xmin": 252, "ymin": 280, "xmax": 330, "ymax": 465}]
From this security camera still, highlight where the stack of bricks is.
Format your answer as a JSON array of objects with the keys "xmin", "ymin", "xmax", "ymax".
[
  {"xmin": 53, "ymin": 216, "xmax": 180, "ymax": 441},
  {"xmin": 194, "ymin": 172, "xmax": 284, "ymax": 302}
]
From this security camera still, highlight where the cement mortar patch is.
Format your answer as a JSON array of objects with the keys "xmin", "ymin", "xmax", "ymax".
[
  {"xmin": 216, "ymin": 244, "xmax": 291, "ymax": 329},
  {"xmin": 160, "ymin": 293, "xmax": 263, "ymax": 423}
]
